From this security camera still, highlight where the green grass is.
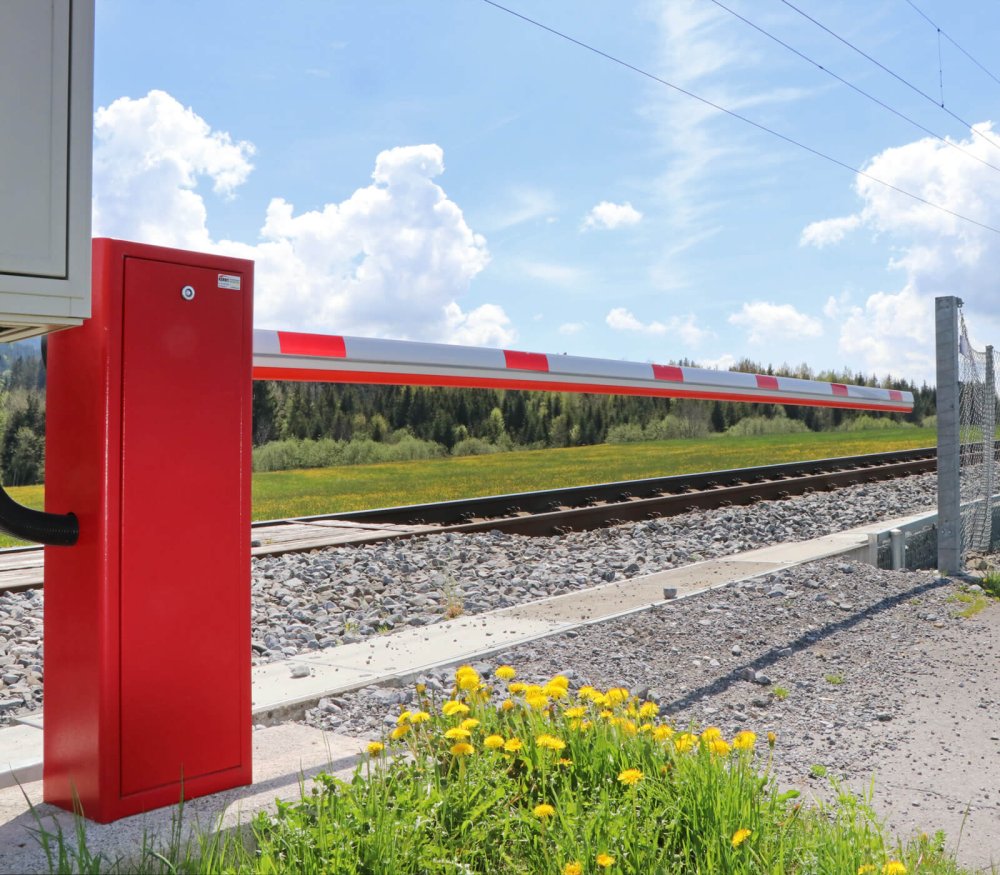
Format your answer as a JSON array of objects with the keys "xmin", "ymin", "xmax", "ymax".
[
  {"xmin": 772, "ymin": 686, "xmax": 790, "ymax": 701},
  {"xmin": 824, "ymin": 673, "xmax": 845, "ymax": 685},
  {"xmin": 0, "ymin": 428, "xmax": 933, "ymax": 546},
  {"xmin": 251, "ymin": 427, "xmax": 934, "ymax": 521},
  {"xmin": 32, "ymin": 665, "xmax": 977, "ymax": 873}
]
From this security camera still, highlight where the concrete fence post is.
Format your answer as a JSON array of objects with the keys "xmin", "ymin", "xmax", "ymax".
[{"xmin": 936, "ymin": 296, "xmax": 963, "ymax": 575}]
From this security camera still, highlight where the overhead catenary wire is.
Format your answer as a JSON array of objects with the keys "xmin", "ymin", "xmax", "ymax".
[
  {"xmin": 707, "ymin": 0, "xmax": 1000, "ymax": 178},
  {"xmin": 478, "ymin": 0, "xmax": 1000, "ymax": 238},
  {"xmin": 778, "ymin": 0, "xmax": 1000, "ymax": 154},
  {"xmin": 903, "ymin": 0, "xmax": 1000, "ymax": 90}
]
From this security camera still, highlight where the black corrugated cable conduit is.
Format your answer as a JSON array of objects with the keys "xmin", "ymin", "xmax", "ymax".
[
  {"xmin": 0, "ymin": 485, "xmax": 78, "ymax": 546},
  {"xmin": 0, "ymin": 336, "xmax": 80, "ymax": 546}
]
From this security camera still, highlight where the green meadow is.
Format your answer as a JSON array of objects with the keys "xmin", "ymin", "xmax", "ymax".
[{"xmin": 1, "ymin": 428, "xmax": 933, "ymax": 547}]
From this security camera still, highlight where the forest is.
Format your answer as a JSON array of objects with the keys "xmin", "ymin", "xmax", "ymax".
[{"xmin": 0, "ymin": 341, "xmax": 935, "ymax": 484}]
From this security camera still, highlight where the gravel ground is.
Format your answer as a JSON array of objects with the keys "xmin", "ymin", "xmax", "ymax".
[
  {"xmin": 0, "ymin": 473, "xmax": 937, "ymax": 726},
  {"xmin": 302, "ymin": 557, "xmax": 971, "ymax": 785}
]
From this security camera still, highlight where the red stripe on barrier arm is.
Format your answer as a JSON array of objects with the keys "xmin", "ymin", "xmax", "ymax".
[
  {"xmin": 252, "ymin": 367, "xmax": 912, "ymax": 412},
  {"xmin": 503, "ymin": 350, "xmax": 549, "ymax": 372},
  {"xmin": 889, "ymin": 389, "xmax": 904, "ymax": 402},
  {"xmin": 755, "ymin": 375, "xmax": 779, "ymax": 391},
  {"xmin": 652, "ymin": 364, "xmax": 684, "ymax": 382},
  {"xmin": 831, "ymin": 383, "xmax": 849, "ymax": 396},
  {"xmin": 277, "ymin": 331, "xmax": 347, "ymax": 358}
]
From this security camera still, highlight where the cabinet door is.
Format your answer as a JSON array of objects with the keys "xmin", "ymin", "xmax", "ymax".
[
  {"xmin": 119, "ymin": 256, "xmax": 249, "ymax": 797},
  {"xmin": 0, "ymin": 0, "xmax": 69, "ymax": 278}
]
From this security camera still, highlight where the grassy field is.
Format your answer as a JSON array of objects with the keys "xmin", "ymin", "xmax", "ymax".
[
  {"xmin": 250, "ymin": 427, "xmax": 934, "ymax": 520},
  {"xmin": 2, "ymin": 428, "xmax": 933, "ymax": 546}
]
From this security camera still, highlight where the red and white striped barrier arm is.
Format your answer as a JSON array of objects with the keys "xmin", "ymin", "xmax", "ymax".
[{"xmin": 252, "ymin": 330, "xmax": 914, "ymax": 413}]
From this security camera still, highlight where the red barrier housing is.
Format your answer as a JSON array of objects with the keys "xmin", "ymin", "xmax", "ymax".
[{"xmin": 43, "ymin": 239, "xmax": 253, "ymax": 822}]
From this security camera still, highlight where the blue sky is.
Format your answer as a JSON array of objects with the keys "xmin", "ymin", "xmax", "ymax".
[{"xmin": 91, "ymin": 0, "xmax": 1000, "ymax": 385}]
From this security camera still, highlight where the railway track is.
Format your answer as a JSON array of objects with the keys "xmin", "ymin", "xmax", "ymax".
[{"xmin": 0, "ymin": 447, "xmax": 936, "ymax": 593}]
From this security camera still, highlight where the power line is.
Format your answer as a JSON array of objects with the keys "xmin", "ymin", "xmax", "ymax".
[
  {"xmin": 778, "ymin": 0, "xmax": 1000, "ymax": 155},
  {"xmin": 903, "ymin": 0, "xmax": 1000, "ymax": 90},
  {"xmin": 477, "ymin": 0, "xmax": 1000, "ymax": 237},
  {"xmin": 707, "ymin": 0, "xmax": 1000, "ymax": 178}
]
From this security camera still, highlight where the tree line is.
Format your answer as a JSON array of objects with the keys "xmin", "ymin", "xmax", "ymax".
[{"xmin": 0, "ymin": 344, "xmax": 935, "ymax": 485}]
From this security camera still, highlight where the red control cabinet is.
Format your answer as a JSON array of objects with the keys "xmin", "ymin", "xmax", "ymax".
[{"xmin": 44, "ymin": 239, "xmax": 253, "ymax": 822}]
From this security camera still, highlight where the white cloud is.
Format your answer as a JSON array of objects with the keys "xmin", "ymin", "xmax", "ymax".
[
  {"xmin": 92, "ymin": 91, "xmax": 507, "ymax": 345},
  {"xmin": 607, "ymin": 307, "xmax": 664, "ymax": 334},
  {"xmin": 800, "ymin": 215, "xmax": 862, "ymax": 248},
  {"xmin": 92, "ymin": 89, "xmax": 255, "ymax": 251},
  {"xmin": 728, "ymin": 301, "xmax": 823, "ymax": 343},
  {"xmin": 558, "ymin": 322, "xmax": 584, "ymax": 335},
  {"xmin": 582, "ymin": 201, "xmax": 643, "ymax": 231},
  {"xmin": 803, "ymin": 122, "xmax": 1000, "ymax": 382},
  {"xmin": 605, "ymin": 308, "xmax": 710, "ymax": 345},
  {"xmin": 698, "ymin": 353, "xmax": 736, "ymax": 371}
]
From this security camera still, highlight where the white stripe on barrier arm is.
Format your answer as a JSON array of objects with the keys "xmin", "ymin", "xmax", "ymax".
[{"xmin": 251, "ymin": 329, "xmax": 914, "ymax": 413}]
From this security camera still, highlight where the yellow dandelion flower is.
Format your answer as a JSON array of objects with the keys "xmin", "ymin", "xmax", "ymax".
[
  {"xmin": 619, "ymin": 719, "xmax": 638, "ymax": 736},
  {"xmin": 579, "ymin": 719, "xmax": 593, "ymax": 731},
  {"xmin": 653, "ymin": 725, "xmax": 674, "ymax": 742},
  {"xmin": 626, "ymin": 703, "xmax": 639, "ymax": 718},
  {"xmin": 548, "ymin": 674, "xmax": 570, "ymax": 689},
  {"xmin": 455, "ymin": 666, "xmax": 481, "ymax": 691},
  {"xmin": 460, "ymin": 718, "xmax": 480, "ymax": 731},
  {"xmin": 525, "ymin": 684, "xmax": 544, "ymax": 697},
  {"xmin": 533, "ymin": 803, "xmax": 555, "ymax": 819},
  {"xmin": 536, "ymin": 734, "xmax": 566, "ymax": 751},
  {"xmin": 450, "ymin": 742, "xmax": 474, "ymax": 756},
  {"xmin": 543, "ymin": 682, "xmax": 569, "ymax": 700},
  {"xmin": 731, "ymin": 828, "xmax": 751, "ymax": 848},
  {"xmin": 389, "ymin": 725, "xmax": 409, "ymax": 740},
  {"xmin": 557, "ymin": 758, "xmax": 572, "ymax": 766},
  {"xmin": 617, "ymin": 768, "xmax": 643, "ymax": 786},
  {"xmin": 767, "ymin": 730, "xmax": 777, "ymax": 748},
  {"xmin": 596, "ymin": 853, "xmax": 615, "ymax": 868},
  {"xmin": 414, "ymin": 682, "xmax": 426, "ymax": 694},
  {"xmin": 396, "ymin": 710, "xmax": 412, "ymax": 725},
  {"xmin": 599, "ymin": 709, "xmax": 615, "ymax": 720},
  {"xmin": 366, "ymin": 741, "xmax": 385, "ymax": 756},
  {"xmin": 444, "ymin": 727, "xmax": 471, "ymax": 740},
  {"xmin": 503, "ymin": 737, "xmax": 523, "ymax": 752},
  {"xmin": 526, "ymin": 693, "xmax": 550, "ymax": 710},
  {"xmin": 606, "ymin": 688, "xmax": 629, "ymax": 705},
  {"xmin": 563, "ymin": 863, "xmax": 583, "ymax": 875},
  {"xmin": 484, "ymin": 734, "xmax": 505, "ymax": 749},
  {"xmin": 410, "ymin": 711, "xmax": 430, "ymax": 723},
  {"xmin": 590, "ymin": 692, "xmax": 609, "ymax": 707},
  {"xmin": 508, "ymin": 682, "xmax": 527, "ymax": 694},
  {"xmin": 701, "ymin": 726, "xmax": 722, "ymax": 742},
  {"xmin": 495, "ymin": 665, "xmax": 516, "ymax": 680},
  {"xmin": 564, "ymin": 705, "xmax": 587, "ymax": 719},
  {"xmin": 674, "ymin": 733, "xmax": 697, "ymax": 753},
  {"xmin": 578, "ymin": 684, "xmax": 598, "ymax": 698},
  {"xmin": 708, "ymin": 738, "xmax": 732, "ymax": 756},
  {"xmin": 733, "ymin": 730, "xmax": 757, "ymax": 751},
  {"xmin": 858, "ymin": 866, "xmax": 876, "ymax": 874},
  {"xmin": 501, "ymin": 699, "xmax": 515, "ymax": 712},
  {"xmin": 639, "ymin": 701, "xmax": 660, "ymax": 718},
  {"xmin": 442, "ymin": 700, "xmax": 470, "ymax": 716},
  {"xmin": 882, "ymin": 863, "xmax": 907, "ymax": 875},
  {"xmin": 638, "ymin": 723, "xmax": 654, "ymax": 734}
]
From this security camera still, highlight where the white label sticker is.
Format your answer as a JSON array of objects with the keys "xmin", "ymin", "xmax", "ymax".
[{"xmin": 218, "ymin": 274, "xmax": 241, "ymax": 290}]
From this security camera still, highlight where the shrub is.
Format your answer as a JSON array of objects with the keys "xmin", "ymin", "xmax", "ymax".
[
  {"xmin": 726, "ymin": 416, "xmax": 810, "ymax": 437},
  {"xmin": 451, "ymin": 437, "xmax": 503, "ymax": 457},
  {"xmin": 836, "ymin": 415, "xmax": 914, "ymax": 432},
  {"xmin": 252, "ymin": 436, "xmax": 445, "ymax": 472}
]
